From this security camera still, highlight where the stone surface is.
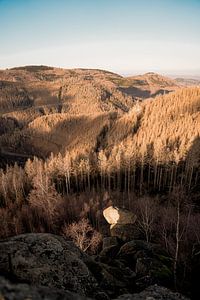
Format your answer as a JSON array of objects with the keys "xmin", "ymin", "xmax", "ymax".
[
  {"xmin": 0, "ymin": 278, "xmax": 189, "ymax": 300},
  {"xmin": 103, "ymin": 236, "xmax": 120, "ymax": 249},
  {"xmin": 116, "ymin": 240, "xmax": 173, "ymax": 290},
  {"xmin": 115, "ymin": 285, "xmax": 189, "ymax": 300},
  {"xmin": 103, "ymin": 206, "xmax": 137, "ymax": 225},
  {"xmin": 110, "ymin": 224, "xmax": 135, "ymax": 242},
  {"xmin": 0, "ymin": 233, "xmax": 189, "ymax": 300},
  {"xmin": 97, "ymin": 239, "xmax": 173, "ymax": 293},
  {"xmin": 91, "ymin": 259, "xmax": 136, "ymax": 298},
  {"xmin": 99, "ymin": 245, "xmax": 121, "ymax": 262},
  {"xmin": 0, "ymin": 233, "xmax": 98, "ymax": 297},
  {"xmin": 0, "ymin": 276, "xmax": 88, "ymax": 300}
]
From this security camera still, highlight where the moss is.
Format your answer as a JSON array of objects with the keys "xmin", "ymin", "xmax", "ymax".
[
  {"xmin": 152, "ymin": 263, "xmax": 172, "ymax": 281},
  {"xmin": 158, "ymin": 255, "xmax": 173, "ymax": 267}
]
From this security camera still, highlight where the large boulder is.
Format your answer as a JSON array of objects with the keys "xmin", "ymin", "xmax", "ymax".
[
  {"xmin": 98, "ymin": 262, "xmax": 136, "ymax": 297},
  {"xmin": 95, "ymin": 239, "xmax": 182, "ymax": 297},
  {"xmin": 110, "ymin": 224, "xmax": 136, "ymax": 242},
  {"xmin": 90, "ymin": 258, "xmax": 136, "ymax": 298},
  {"xmin": 115, "ymin": 285, "xmax": 189, "ymax": 300},
  {"xmin": 100, "ymin": 237, "xmax": 122, "ymax": 262},
  {"xmin": 117, "ymin": 240, "xmax": 169, "ymax": 261},
  {"xmin": 0, "ymin": 276, "xmax": 88, "ymax": 300},
  {"xmin": 103, "ymin": 236, "xmax": 120, "ymax": 249},
  {"xmin": 0, "ymin": 233, "xmax": 99, "ymax": 297},
  {"xmin": 103, "ymin": 206, "xmax": 137, "ymax": 242},
  {"xmin": 117, "ymin": 240, "xmax": 173, "ymax": 290},
  {"xmin": 103, "ymin": 206, "xmax": 137, "ymax": 225}
]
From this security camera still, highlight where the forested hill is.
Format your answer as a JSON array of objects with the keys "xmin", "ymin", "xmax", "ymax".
[
  {"xmin": 0, "ymin": 65, "xmax": 185, "ymax": 158},
  {"xmin": 0, "ymin": 67, "xmax": 200, "ymax": 299},
  {"xmin": 0, "ymin": 66, "xmax": 199, "ymax": 193}
]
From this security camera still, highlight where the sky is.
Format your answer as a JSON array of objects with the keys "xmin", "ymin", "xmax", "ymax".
[{"xmin": 0, "ymin": 0, "xmax": 200, "ymax": 75}]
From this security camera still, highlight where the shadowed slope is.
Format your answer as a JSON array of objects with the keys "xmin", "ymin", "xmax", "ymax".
[
  {"xmin": 112, "ymin": 72, "xmax": 179, "ymax": 99},
  {"xmin": 0, "ymin": 66, "xmax": 199, "ymax": 165}
]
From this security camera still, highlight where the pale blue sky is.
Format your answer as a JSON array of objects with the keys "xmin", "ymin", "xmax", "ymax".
[{"xmin": 0, "ymin": 0, "xmax": 200, "ymax": 75}]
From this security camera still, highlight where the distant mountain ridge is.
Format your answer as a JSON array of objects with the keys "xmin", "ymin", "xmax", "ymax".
[
  {"xmin": 113, "ymin": 71, "xmax": 179, "ymax": 98},
  {"xmin": 0, "ymin": 66, "xmax": 181, "ymax": 127},
  {"xmin": 0, "ymin": 65, "xmax": 199, "ymax": 163},
  {"xmin": 0, "ymin": 66, "xmax": 180, "ymax": 103},
  {"xmin": 175, "ymin": 77, "xmax": 200, "ymax": 87}
]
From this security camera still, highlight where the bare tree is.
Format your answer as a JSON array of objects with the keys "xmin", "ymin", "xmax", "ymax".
[
  {"xmin": 134, "ymin": 196, "xmax": 158, "ymax": 242},
  {"xmin": 28, "ymin": 166, "xmax": 63, "ymax": 231},
  {"xmin": 63, "ymin": 218, "xmax": 102, "ymax": 253}
]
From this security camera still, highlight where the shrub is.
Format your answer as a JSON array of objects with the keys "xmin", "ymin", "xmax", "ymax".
[{"xmin": 62, "ymin": 218, "xmax": 102, "ymax": 254}]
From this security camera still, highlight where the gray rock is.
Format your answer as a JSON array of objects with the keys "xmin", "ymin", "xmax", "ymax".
[
  {"xmin": 103, "ymin": 206, "xmax": 137, "ymax": 242},
  {"xmin": 0, "ymin": 233, "xmax": 98, "ymax": 297},
  {"xmin": 110, "ymin": 224, "xmax": 135, "ymax": 241},
  {"xmin": 115, "ymin": 285, "xmax": 189, "ymax": 300},
  {"xmin": 117, "ymin": 240, "xmax": 169, "ymax": 260},
  {"xmin": 103, "ymin": 237, "xmax": 120, "ymax": 249},
  {"xmin": 0, "ymin": 276, "xmax": 88, "ymax": 300},
  {"xmin": 96, "ymin": 261, "xmax": 136, "ymax": 297},
  {"xmin": 116, "ymin": 240, "xmax": 173, "ymax": 290},
  {"xmin": 99, "ymin": 245, "xmax": 121, "ymax": 261}
]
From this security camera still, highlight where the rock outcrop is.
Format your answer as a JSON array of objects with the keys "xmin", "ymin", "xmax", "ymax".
[
  {"xmin": 103, "ymin": 206, "xmax": 137, "ymax": 225},
  {"xmin": 0, "ymin": 233, "xmax": 98, "ymax": 297},
  {"xmin": 102, "ymin": 236, "xmax": 120, "ymax": 249},
  {"xmin": 0, "ymin": 276, "xmax": 88, "ymax": 300},
  {"xmin": 110, "ymin": 224, "xmax": 136, "ymax": 242},
  {"xmin": 103, "ymin": 206, "xmax": 137, "ymax": 241},
  {"xmin": 0, "ymin": 233, "xmax": 189, "ymax": 300},
  {"xmin": 117, "ymin": 240, "xmax": 173, "ymax": 290},
  {"xmin": 0, "ymin": 277, "xmax": 189, "ymax": 300},
  {"xmin": 115, "ymin": 285, "xmax": 189, "ymax": 300},
  {"xmin": 96, "ymin": 239, "xmax": 173, "ymax": 296}
]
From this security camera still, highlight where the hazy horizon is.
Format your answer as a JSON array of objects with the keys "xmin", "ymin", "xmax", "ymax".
[
  {"xmin": 0, "ymin": 0, "xmax": 200, "ymax": 75},
  {"xmin": 1, "ymin": 64, "xmax": 200, "ymax": 79}
]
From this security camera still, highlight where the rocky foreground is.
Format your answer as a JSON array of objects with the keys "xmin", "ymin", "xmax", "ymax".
[{"xmin": 0, "ymin": 233, "xmax": 189, "ymax": 300}]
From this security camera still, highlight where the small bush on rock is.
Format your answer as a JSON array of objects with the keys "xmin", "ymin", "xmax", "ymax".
[{"xmin": 63, "ymin": 218, "xmax": 102, "ymax": 254}]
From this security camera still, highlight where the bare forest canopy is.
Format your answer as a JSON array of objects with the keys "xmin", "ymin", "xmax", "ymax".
[
  {"xmin": 0, "ymin": 64, "xmax": 200, "ymax": 300},
  {"xmin": 0, "ymin": 66, "xmax": 200, "ymax": 296},
  {"xmin": 0, "ymin": 66, "xmax": 199, "ymax": 190}
]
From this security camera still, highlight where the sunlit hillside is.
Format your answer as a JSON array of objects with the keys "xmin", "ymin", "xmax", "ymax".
[
  {"xmin": 107, "ymin": 87, "xmax": 200, "ymax": 165},
  {"xmin": 0, "ymin": 67, "xmax": 199, "ymax": 198},
  {"xmin": 0, "ymin": 66, "xmax": 183, "ymax": 158}
]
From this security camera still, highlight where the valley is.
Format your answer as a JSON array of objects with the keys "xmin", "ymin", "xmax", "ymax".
[{"xmin": 0, "ymin": 66, "xmax": 200, "ymax": 299}]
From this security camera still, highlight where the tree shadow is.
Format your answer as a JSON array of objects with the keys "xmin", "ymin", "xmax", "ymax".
[{"xmin": 118, "ymin": 86, "xmax": 151, "ymax": 98}]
